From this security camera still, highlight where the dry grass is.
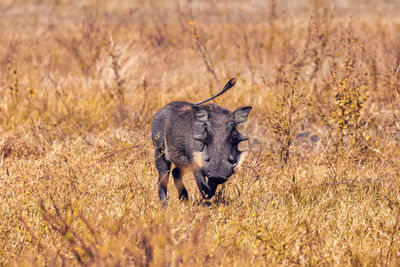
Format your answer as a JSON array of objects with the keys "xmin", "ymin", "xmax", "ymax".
[{"xmin": 1, "ymin": 0, "xmax": 400, "ymax": 265}]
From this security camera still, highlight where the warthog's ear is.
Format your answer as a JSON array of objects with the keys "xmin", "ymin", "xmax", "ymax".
[
  {"xmin": 232, "ymin": 106, "xmax": 252, "ymax": 124},
  {"xmin": 192, "ymin": 105, "xmax": 209, "ymax": 122}
]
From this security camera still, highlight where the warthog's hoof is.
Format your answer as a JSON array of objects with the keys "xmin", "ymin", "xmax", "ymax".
[{"xmin": 202, "ymin": 201, "xmax": 212, "ymax": 207}]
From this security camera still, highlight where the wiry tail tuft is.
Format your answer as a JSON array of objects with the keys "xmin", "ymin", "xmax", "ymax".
[{"xmin": 196, "ymin": 78, "xmax": 237, "ymax": 105}]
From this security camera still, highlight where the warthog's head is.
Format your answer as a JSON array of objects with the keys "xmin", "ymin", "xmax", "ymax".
[{"xmin": 192, "ymin": 104, "xmax": 252, "ymax": 184}]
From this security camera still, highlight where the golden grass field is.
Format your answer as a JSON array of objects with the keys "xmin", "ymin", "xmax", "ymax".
[{"xmin": 1, "ymin": 0, "xmax": 400, "ymax": 265}]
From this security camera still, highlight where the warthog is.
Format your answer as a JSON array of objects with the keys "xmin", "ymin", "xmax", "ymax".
[{"xmin": 151, "ymin": 78, "xmax": 252, "ymax": 206}]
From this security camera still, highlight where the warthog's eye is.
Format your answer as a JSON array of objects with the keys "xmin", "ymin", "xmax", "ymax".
[
  {"xmin": 230, "ymin": 128, "xmax": 240, "ymax": 144},
  {"xmin": 194, "ymin": 124, "xmax": 209, "ymax": 143},
  {"xmin": 228, "ymin": 121, "xmax": 248, "ymax": 144},
  {"xmin": 227, "ymin": 121, "xmax": 240, "ymax": 144},
  {"xmin": 228, "ymin": 121, "xmax": 237, "ymax": 131}
]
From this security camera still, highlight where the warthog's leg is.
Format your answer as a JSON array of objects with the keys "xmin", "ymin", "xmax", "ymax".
[
  {"xmin": 172, "ymin": 167, "xmax": 188, "ymax": 201},
  {"xmin": 207, "ymin": 180, "xmax": 218, "ymax": 198},
  {"xmin": 193, "ymin": 169, "xmax": 212, "ymax": 199},
  {"xmin": 155, "ymin": 150, "xmax": 171, "ymax": 206}
]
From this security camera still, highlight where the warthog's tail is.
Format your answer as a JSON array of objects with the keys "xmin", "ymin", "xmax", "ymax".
[{"xmin": 195, "ymin": 78, "xmax": 236, "ymax": 105}]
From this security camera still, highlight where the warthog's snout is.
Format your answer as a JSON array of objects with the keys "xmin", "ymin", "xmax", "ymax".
[
  {"xmin": 208, "ymin": 176, "xmax": 229, "ymax": 184},
  {"xmin": 204, "ymin": 158, "xmax": 235, "ymax": 183},
  {"xmin": 151, "ymin": 78, "xmax": 252, "ymax": 206}
]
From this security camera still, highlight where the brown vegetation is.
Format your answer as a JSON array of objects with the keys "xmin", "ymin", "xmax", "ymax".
[{"xmin": 1, "ymin": 0, "xmax": 400, "ymax": 265}]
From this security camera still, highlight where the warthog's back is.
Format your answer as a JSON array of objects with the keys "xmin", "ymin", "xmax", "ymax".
[
  {"xmin": 152, "ymin": 101, "xmax": 230, "ymax": 167},
  {"xmin": 152, "ymin": 101, "xmax": 195, "ymax": 167}
]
